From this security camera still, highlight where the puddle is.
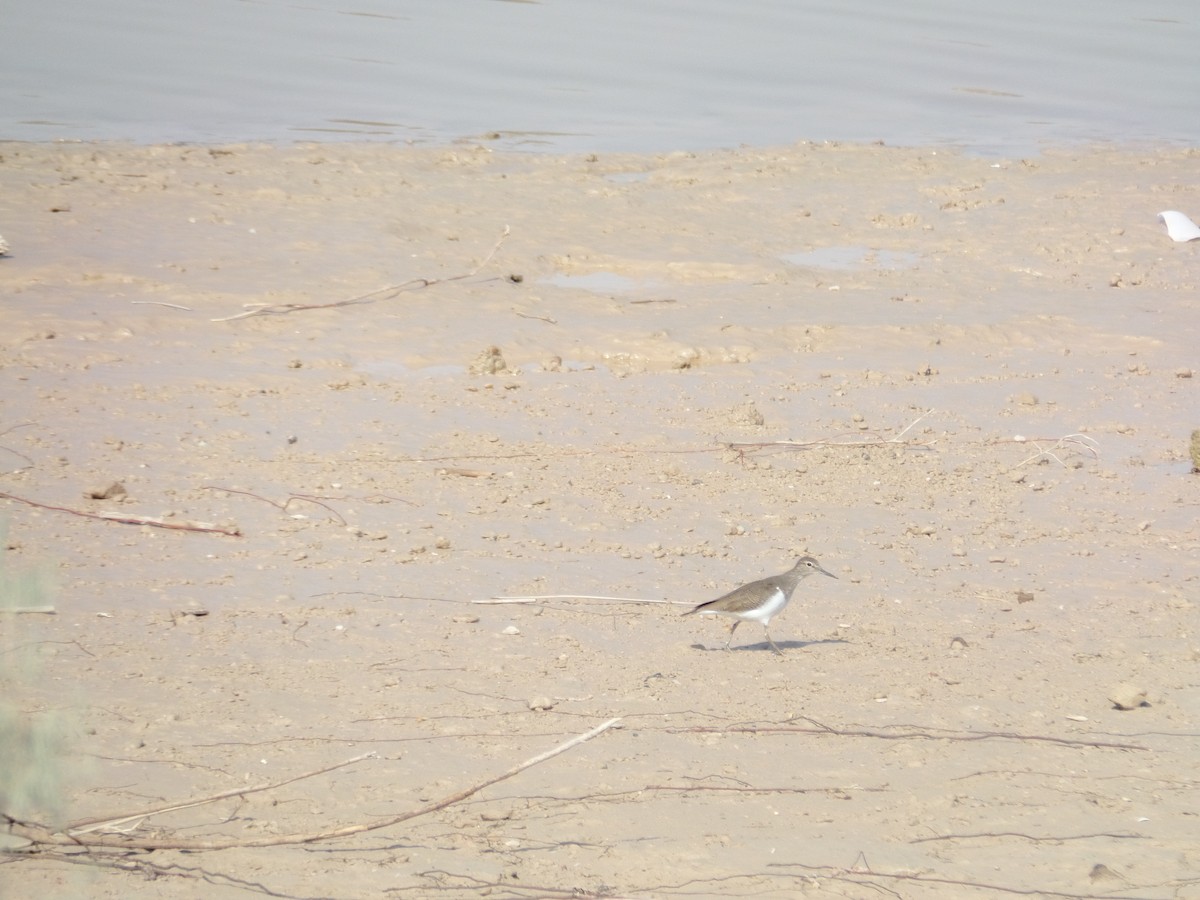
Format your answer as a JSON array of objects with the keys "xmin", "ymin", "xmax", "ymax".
[
  {"xmin": 782, "ymin": 246, "xmax": 918, "ymax": 271},
  {"xmin": 603, "ymin": 172, "xmax": 651, "ymax": 184},
  {"xmin": 541, "ymin": 271, "xmax": 657, "ymax": 294}
]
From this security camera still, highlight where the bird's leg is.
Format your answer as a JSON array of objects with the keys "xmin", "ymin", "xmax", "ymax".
[
  {"xmin": 723, "ymin": 620, "xmax": 740, "ymax": 651},
  {"xmin": 765, "ymin": 625, "xmax": 783, "ymax": 656}
]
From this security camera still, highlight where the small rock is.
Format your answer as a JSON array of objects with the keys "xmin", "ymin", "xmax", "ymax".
[
  {"xmin": 469, "ymin": 346, "xmax": 507, "ymax": 375},
  {"xmin": 452, "ymin": 615, "xmax": 479, "ymax": 624},
  {"xmin": 527, "ymin": 696, "xmax": 555, "ymax": 711},
  {"xmin": 1012, "ymin": 392, "xmax": 1039, "ymax": 406},
  {"xmin": 87, "ymin": 481, "xmax": 127, "ymax": 500},
  {"xmin": 1107, "ymin": 683, "xmax": 1148, "ymax": 710},
  {"xmin": 1174, "ymin": 367, "xmax": 1193, "ymax": 379},
  {"xmin": 1016, "ymin": 591, "xmax": 1035, "ymax": 604},
  {"xmin": 501, "ymin": 625, "xmax": 520, "ymax": 636},
  {"xmin": 728, "ymin": 401, "xmax": 764, "ymax": 427}
]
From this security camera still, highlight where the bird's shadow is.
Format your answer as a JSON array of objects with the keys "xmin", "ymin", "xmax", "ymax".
[{"xmin": 690, "ymin": 638, "xmax": 849, "ymax": 654}]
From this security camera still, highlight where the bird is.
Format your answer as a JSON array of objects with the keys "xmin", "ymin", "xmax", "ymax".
[{"xmin": 682, "ymin": 557, "xmax": 836, "ymax": 655}]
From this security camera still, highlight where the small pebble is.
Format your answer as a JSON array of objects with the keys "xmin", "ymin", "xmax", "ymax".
[
  {"xmin": 501, "ymin": 625, "xmax": 520, "ymax": 635},
  {"xmin": 1089, "ymin": 864, "xmax": 1122, "ymax": 883},
  {"xmin": 87, "ymin": 481, "xmax": 127, "ymax": 500},
  {"xmin": 527, "ymin": 696, "xmax": 555, "ymax": 711},
  {"xmin": 1107, "ymin": 683, "xmax": 1148, "ymax": 710}
]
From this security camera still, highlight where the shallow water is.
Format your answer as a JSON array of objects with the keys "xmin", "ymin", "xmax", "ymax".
[{"xmin": 2, "ymin": 0, "xmax": 1197, "ymax": 153}]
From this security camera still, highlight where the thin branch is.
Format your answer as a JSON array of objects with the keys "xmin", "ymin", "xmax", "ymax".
[
  {"xmin": 65, "ymin": 752, "xmax": 378, "ymax": 836},
  {"xmin": 130, "ymin": 300, "xmax": 192, "ymax": 311},
  {"xmin": 0, "ymin": 491, "xmax": 240, "ymax": 536},
  {"xmin": 476, "ymin": 594, "xmax": 685, "ymax": 606},
  {"xmin": 514, "ymin": 310, "xmax": 557, "ymax": 324},
  {"xmin": 212, "ymin": 226, "xmax": 509, "ymax": 321},
  {"xmin": 993, "ymin": 433, "xmax": 1101, "ymax": 469},
  {"xmin": 0, "ymin": 421, "xmax": 37, "ymax": 470},
  {"xmin": 202, "ymin": 486, "xmax": 347, "ymax": 525},
  {"xmin": 520, "ymin": 783, "xmax": 886, "ymax": 803},
  {"xmin": 724, "ymin": 409, "xmax": 937, "ymax": 455},
  {"xmin": 770, "ymin": 861, "xmax": 1156, "ymax": 900},
  {"xmin": 9, "ymin": 716, "xmax": 620, "ymax": 852},
  {"xmin": 911, "ymin": 830, "xmax": 1146, "ymax": 844},
  {"xmin": 94, "ymin": 512, "xmax": 241, "ymax": 535},
  {"xmin": 671, "ymin": 721, "xmax": 1146, "ymax": 751},
  {"xmin": 0, "ymin": 422, "xmax": 36, "ymax": 438}
]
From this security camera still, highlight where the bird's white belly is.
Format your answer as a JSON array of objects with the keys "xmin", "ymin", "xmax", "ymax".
[{"xmin": 740, "ymin": 587, "xmax": 787, "ymax": 624}]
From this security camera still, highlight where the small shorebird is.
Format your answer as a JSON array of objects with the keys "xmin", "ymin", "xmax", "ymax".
[{"xmin": 683, "ymin": 557, "xmax": 836, "ymax": 655}]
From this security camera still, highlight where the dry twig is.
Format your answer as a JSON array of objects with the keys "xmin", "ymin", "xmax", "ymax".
[
  {"xmin": 770, "ymin": 860, "xmax": 1157, "ymax": 899},
  {"xmin": 993, "ymin": 433, "xmax": 1101, "ymax": 468},
  {"xmin": 65, "ymin": 752, "xmax": 377, "ymax": 836},
  {"xmin": 514, "ymin": 310, "xmax": 557, "ymax": 324},
  {"xmin": 672, "ymin": 720, "xmax": 1145, "ymax": 751},
  {"xmin": 7, "ymin": 716, "xmax": 620, "ymax": 851},
  {"xmin": 0, "ymin": 422, "xmax": 36, "ymax": 470},
  {"xmin": 724, "ymin": 409, "xmax": 936, "ymax": 456},
  {"xmin": 911, "ymin": 830, "xmax": 1145, "ymax": 844},
  {"xmin": 212, "ymin": 226, "xmax": 510, "ymax": 321},
  {"xmin": 0, "ymin": 491, "xmax": 240, "ymax": 536},
  {"xmin": 477, "ymin": 594, "xmax": 684, "ymax": 606},
  {"xmin": 202, "ymin": 486, "xmax": 347, "ymax": 525},
  {"xmin": 130, "ymin": 300, "xmax": 192, "ymax": 311}
]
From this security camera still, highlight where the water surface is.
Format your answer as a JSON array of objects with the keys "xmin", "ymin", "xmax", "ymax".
[{"xmin": 2, "ymin": 0, "xmax": 1196, "ymax": 153}]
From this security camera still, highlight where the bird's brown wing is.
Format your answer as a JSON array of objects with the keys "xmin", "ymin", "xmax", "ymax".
[{"xmin": 682, "ymin": 576, "xmax": 776, "ymax": 616}]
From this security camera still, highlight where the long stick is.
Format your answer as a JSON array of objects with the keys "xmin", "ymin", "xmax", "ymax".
[
  {"xmin": 0, "ymin": 491, "xmax": 239, "ymax": 536},
  {"xmin": 212, "ymin": 226, "xmax": 510, "ymax": 321},
  {"xmin": 66, "ymin": 752, "xmax": 377, "ymax": 835},
  {"xmin": 9, "ymin": 717, "xmax": 620, "ymax": 851},
  {"xmin": 476, "ymin": 595, "xmax": 684, "ymax": 605}
]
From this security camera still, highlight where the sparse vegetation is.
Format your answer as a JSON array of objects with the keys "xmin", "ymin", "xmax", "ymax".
[{"xmin": 0, "ymin": 537, "xmax": 65, "ymax": 829}]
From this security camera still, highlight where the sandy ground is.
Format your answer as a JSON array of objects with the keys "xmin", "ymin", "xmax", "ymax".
[{"xmin": 0, "ymin": 140, "xmax": 1198, "ymax": 899}]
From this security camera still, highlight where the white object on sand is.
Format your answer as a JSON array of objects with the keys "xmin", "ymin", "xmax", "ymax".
[{"xmin": 1158, "ymin": 210, "xmax": 1200, "ymax": 242}]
